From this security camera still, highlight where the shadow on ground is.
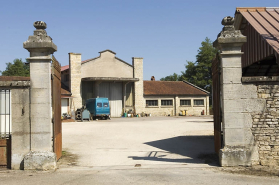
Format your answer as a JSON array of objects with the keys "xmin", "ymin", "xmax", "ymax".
[{"xmin": 129, "ymin": 135, "xmax": 219, "ymax": 166}]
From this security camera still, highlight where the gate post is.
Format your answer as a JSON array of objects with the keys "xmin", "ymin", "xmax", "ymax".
[
  {"xmin": 23, "ymin": 21, "xmax": 57, "ymax": 170},
  {"xmin": 213, "ymin": 17, "xmax": 249, "ymax": 166}
]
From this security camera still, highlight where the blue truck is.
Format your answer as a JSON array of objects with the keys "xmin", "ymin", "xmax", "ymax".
[{"xmin": 86, "ymin": 98, "xmax": 110, "ymax": 120}]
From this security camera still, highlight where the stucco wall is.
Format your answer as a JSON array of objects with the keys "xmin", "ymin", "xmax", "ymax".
[
  {"xmin": 143, "ymin": 95, "xmax": 209, "ymax": 116},
  {"xmin": 176, "ymin": 96, "xmax": 209, "ymax": 116},
  {"xmin": 81, "ymin": 51, "xmax": 133, "ymax": 78}
]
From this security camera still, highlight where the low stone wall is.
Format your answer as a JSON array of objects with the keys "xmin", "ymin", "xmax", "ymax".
[
  {"xmin": 0, "ymin": 77, "xmax": 31, "ymax": 169},
  {"xmin": 251, "ymin": 83, "xmax": 279, "ymax": 166}
]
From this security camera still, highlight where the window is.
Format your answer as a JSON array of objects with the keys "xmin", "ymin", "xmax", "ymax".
[
  {"xmin": 103, "ymin": 103, "xmax": 108, "ymax": 107},
  {"xmin": 194, "ymin": 99, "xmax": 204, "ymax": 106},
  {"xmin": 97, "ymin": 103, "xmax": 102, "ymax": 107},
  {"xmin": 146, "ymin": 100, "xmax": 158, "ymax": 106},
  {"xmin": 180, "ymin": 99, "xmax": 191, "ymax": 106},
  {"xmin": 161, "ymin": 100, "xmax": 173, "ymax": 106}
]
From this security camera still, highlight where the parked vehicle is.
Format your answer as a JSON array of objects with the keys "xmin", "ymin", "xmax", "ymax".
[{"xmin": 86, "ymin": 98, "xmax": 110, "ymax": 120}]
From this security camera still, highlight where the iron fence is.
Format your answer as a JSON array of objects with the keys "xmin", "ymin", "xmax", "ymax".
[{"xmin": 0, "ymin": 89, "xmax": 11, "ymax": 139}]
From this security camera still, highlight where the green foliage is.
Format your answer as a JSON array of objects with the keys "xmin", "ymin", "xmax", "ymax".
[
  {"xmin": 1, "ymin": 59, "xmax": 30, "ymax": 77},
  {"xmin": 160, "ymin": 73, "xmax": 182, "ymax": 81},
  {"xmin": 181, "ymin": 37, "xmax": 218, "ymax": 93}
]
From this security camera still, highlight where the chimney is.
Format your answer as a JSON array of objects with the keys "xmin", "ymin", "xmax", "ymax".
[{"xmin": 151, "ymin": 76, "xmax": 155, "ymax": 81}]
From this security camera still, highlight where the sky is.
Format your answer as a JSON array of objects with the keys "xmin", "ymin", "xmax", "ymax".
[{"xmin": 0, "ymin": 0, "xmax": 277, "ymax": 80}]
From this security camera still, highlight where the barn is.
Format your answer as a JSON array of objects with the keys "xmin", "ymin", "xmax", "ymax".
[{"xmin": 60, "ymin": 50, "xmax": 209, "ymax": 117}]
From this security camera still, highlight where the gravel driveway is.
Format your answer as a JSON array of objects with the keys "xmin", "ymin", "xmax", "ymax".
[{"xmin": 61, "ymin": 116, "xmax": 216, "ymax": 168}]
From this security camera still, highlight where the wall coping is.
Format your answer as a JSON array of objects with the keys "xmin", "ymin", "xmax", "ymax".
[
  {"xmin": 242, "ymin": 76, "xmax": 279, "ymax": 83},
  {"xmin": 0, "ymin": 81, "xmax": 30, "ymax": 87}
]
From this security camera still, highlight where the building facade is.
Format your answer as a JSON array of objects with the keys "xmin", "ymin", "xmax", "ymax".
[{"xmin": 61, "ymin": 50, "xmax": 210, "ymax": 117}]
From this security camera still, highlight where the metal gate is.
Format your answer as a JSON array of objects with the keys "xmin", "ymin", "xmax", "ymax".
[
  {"xmin": 212, "ymin": 53, "xmax": 222, "ymax": 154},
  {"xmin": 51, "ymin": 56, "xmax": 62, "ymax": 160},
  {"xmin": 0, "ymin": 89, "xmax": 11, "ymax": 167}
]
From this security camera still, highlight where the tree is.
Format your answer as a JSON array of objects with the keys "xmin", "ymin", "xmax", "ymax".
[
  {"xmin": 160, "ymin": 73, "xmax": 181, "ymax": 81},
  {"xmin": 181, "ymin": 37, "xmax": 218, "ymax": 93},
  {"xmin": 1, "ymin": 59, "xmax": 30, "ymax": 77}
]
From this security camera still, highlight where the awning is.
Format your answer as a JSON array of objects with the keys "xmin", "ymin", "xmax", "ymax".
[{"xmin": 82, "ymin": 77, "xmax": 139, "ymax": 82}]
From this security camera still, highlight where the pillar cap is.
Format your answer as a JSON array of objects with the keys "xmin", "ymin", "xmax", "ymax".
[
  {"xmin": 23, "ymin": 21, "xmax": 57, "ymax": 53},
  {"xmin": 213, "ymin": 16, "xmax": 246, "ymax": 48}
]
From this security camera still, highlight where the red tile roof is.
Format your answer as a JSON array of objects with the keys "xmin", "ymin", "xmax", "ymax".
[
  {"xmin": 61, "ymin": 65, "xmax": 69, "ymax": 71},
  {"xmin": 144, "ymin": 81, "xmax": 208, "ymax": 96}
]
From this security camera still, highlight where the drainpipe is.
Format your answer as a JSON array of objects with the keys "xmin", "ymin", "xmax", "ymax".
[
  {"xmin": 174, "ymin": 96, "xmax": 176, "ymax": 116},
  {"xmin": 123, "ymin": 82, "xmax": 129, "ymax": 114}
]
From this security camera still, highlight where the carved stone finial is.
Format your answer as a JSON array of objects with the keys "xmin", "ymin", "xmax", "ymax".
[
  {"xmin": 24, "ymin": 21, "xmax": 57, "ymax": 53},
  {"xmin": 33, "ymin": 21, "xmax": 47, "ymax": 30},
  {"xmin": 213, "ymin": 16, "xmax": 246, "ymax": 48},
  {"xmin": 222, "ymin": 16, "xmax": 234, "ymax": 26}
]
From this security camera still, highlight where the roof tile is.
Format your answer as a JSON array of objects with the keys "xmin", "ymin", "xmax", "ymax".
[{"xmin": 144, "ymin": 81, "xmax": 208, "ymax": 96}]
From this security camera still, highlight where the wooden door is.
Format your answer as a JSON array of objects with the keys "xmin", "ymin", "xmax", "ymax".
[{"xmin": 51, "ymin": 55, "xmax": 62, "ymax": 160}]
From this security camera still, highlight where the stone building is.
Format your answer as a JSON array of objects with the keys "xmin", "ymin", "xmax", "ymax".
[
  {"xmin": 143, "ymin": 81, "xmax": 209, "ymax": 116},
  {"xmin": 213, "ymin": 7, "xmax": 279, "ymax": 166},
  {"xmin": 61, "ymin": 50, "xmax": 210, "ymax": 117}
]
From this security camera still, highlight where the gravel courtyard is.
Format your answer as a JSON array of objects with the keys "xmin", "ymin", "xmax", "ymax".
[
  {"xmin": 1, "ymin": 116, "xmax": 279, "ymax": 184},
  {"xmin": 61, "ymin": 116, "xmax": 216, "ymax": 169}
]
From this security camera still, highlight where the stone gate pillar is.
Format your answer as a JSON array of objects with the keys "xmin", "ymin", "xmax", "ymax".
[
  {"xmin": 214, "ymin": 17, "xmax": 250, "ymax": 166},
  {"xmin": 23, "ymin": 21, "xmax": 57, "ymax": 170}
]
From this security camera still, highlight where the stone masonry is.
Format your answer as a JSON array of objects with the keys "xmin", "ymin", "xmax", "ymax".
[
  {"xmin": 215, "ymin": 17, "xmax": 279, "ymax": 166},
  {"xmin": 23, "ymin": 21, "xmax": 57, "ymax": 170},
  {"xmin": 214, "ymin": 16, "xmax": 253, "ymax": 166},
  {"xmin": 251, "ymin": 82, "xmax": 279, "ymax": 166},
  {"xmin": 0, "ymin": 77, "xmax": 30, "ymax": 170},
  {"xmin": 69, "ymin": 53, "xmax": 82, "ymax": 109},
  {"xmin": 133, "ymin": 57, "xmax": 144, "ymax": 114}
]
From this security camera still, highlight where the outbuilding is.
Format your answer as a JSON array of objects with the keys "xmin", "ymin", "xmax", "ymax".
[{"xmin": 61, "ymin": 50, "xmax": 210, "ymax": 117}]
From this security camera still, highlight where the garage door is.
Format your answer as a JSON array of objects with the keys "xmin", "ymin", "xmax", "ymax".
[{"xmin": 99, "ymin": 82, "xmax": 123, "ymax": 117}]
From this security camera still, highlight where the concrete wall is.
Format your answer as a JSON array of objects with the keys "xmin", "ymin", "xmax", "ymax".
[
  {"xmin": 81, "ymin": 51, "xmax": 133, "ymax": 78},
  {"xmin": 143, "ymin": 95, "xmax": 209, "ymax": 116}
]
